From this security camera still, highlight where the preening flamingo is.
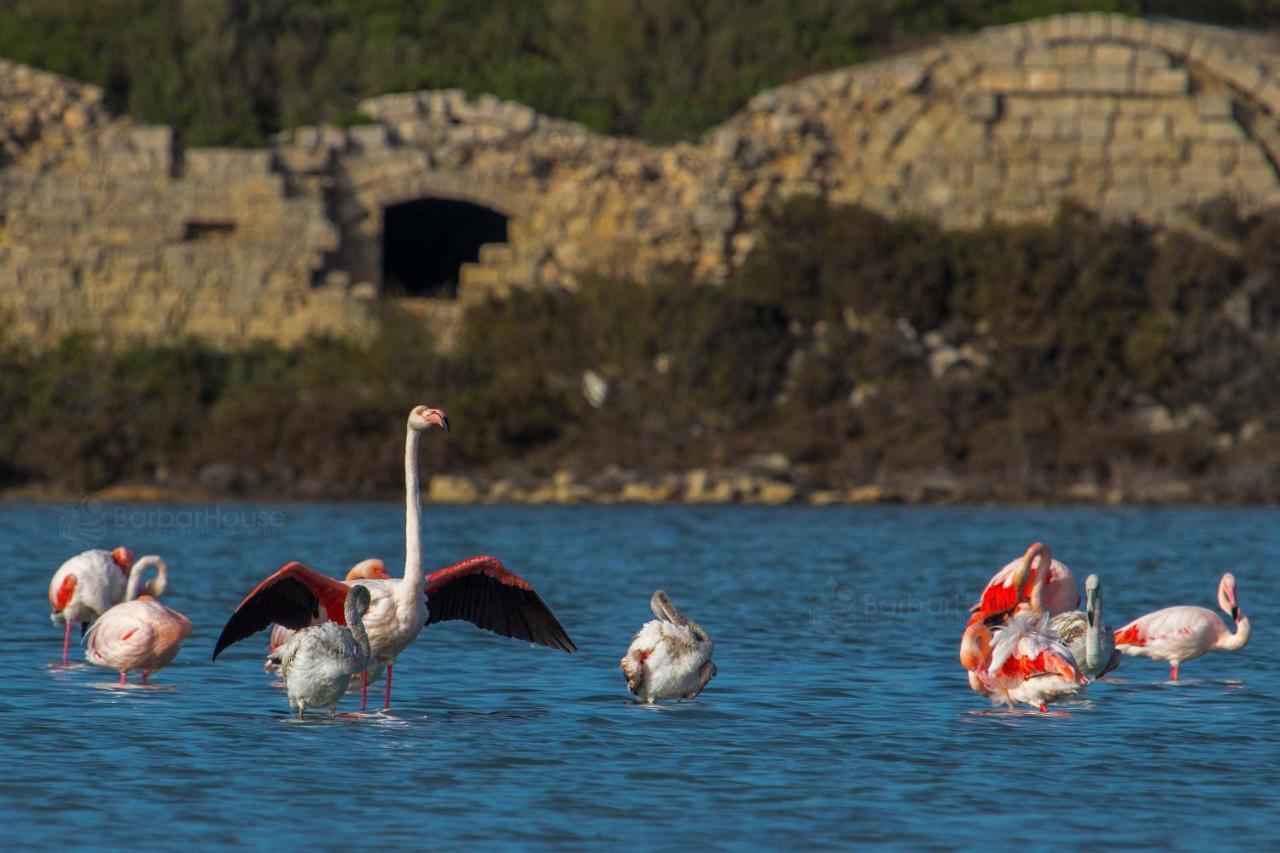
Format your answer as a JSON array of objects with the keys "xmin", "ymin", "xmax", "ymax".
[
  {"xmin": 212, "ymin": 405, "xmax": 576, "ymax": 711},
  {"xmin": 84, "ymin": 557, "xmax": 192, "ymax": 684},
  {"xmin": 48, "ymin": 547, "xmax": 135, "ymax": 666},
  {"xmin": 1113, "ymin": 573, "xmax": 1250, "ymax": 682},
  {"xmin": 265, "ymin": 559, "xmax": 390, "ymax": 675},
  {"xmin": 1049, "ymin": 573, "xmax": 1121, "ymax": 680},
  {"xmin": 970, "ymin": 541, "xmax": 1078, "ymax": 626},
  {"xmin": 621, "ymin": 591, "xmax": 716, "ymax": 703},
  {"xmin": 278, "ymin": 586, "xmax": 373, "ymax": 719},
  {"xmin": 960, "ymin": 613, "xmax": 1087, "ymax": 712}
]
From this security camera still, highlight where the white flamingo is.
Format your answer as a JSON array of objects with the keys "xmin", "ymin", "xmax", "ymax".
[
  {"xmin": 1113, "ymin": 573, "xmax": 1251, "ymax": 681},
  {"xmin": 1049, "ymin": 573, "xmax": 1121, "ymax": 680},
  {"xmin": 48, "ymin": 547, "xmax": 135, "ymax": 666},
  {"xmin": 84, "ymin": 557, "xmax": 191, "ymax": 684},
  {"xmin": 621, "ymin": 591, "xmax": 716, "ymax": 703},
  {"xmin": 213, "ymin": 405, "xmax": 576, "ymax": 711},
  {"xmin": 278, "ymin": 585, "xmax": 373, "ymax": 719}
]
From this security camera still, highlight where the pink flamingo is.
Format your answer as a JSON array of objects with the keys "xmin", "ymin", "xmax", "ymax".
[
  {"xmin": 265, "ymin": 559, "xmax": 390, "ymax": 674},
  {"xmin": 84, "ymin": 557, "xmax": 192, "ymax": 684},
  {"xmin": 1113, "ymin": 573, "xmax": 1251, "ymax": 682},
  {"xmin": 212, "ymin": 405, "xmax": 576, "ymax": 711},
  {"xmin": 969, "ymin": 541, "xmax": 1078, "ymax": 626},
  {"xmin": 960, "ymin": 613, "xmax": 1088, "ymax": 712},
  {"xmin": 48, "ymin": 547, "xmax": 135, "ymax": 666}
]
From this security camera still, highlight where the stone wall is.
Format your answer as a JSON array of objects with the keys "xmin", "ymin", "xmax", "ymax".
[{"xmin": 2, "ymin": 13, "xmax": 1279, "ymax": 348}]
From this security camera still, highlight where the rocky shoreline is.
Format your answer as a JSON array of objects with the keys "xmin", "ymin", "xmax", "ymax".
[{"xmin": 0, "ymin": 456, "xmax": 1217, "ymax": 506}]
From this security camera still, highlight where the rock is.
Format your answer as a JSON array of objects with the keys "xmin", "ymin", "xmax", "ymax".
[
  {"xmin": 752, "ymin": 480, "xmax": 797, "ymax": 505},
  {"xmin": 847, "ymin": 484, "xmax": 886, "ymax": 504},
  {"xmin": 428, "ymin": 474, "xmax": 481, "ymax": 503}
]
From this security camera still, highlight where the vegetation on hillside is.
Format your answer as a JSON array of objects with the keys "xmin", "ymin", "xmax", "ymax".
[
  {"xmin": 3, "ymin": 199, "xmax": 1279, "ymax": 502},
  {"xmin": 0, "ymin": 1, "xmax": 1277, "ymax": 146}
]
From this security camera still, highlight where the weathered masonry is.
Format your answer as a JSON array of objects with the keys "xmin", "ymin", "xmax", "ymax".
[{"xmin": 2, "ymin": 13, "xmax": 1279, "ymax": 347}]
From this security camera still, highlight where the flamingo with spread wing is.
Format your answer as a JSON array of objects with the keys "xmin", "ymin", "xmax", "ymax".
[{"xmin": 212, "ymin": 405, "xmax": 576, "ymax": 710}]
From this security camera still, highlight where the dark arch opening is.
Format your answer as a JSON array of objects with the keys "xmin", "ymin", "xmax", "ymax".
[{"xmin": 381, "ymin": 198, "xmax": 508, "ymax": 298}]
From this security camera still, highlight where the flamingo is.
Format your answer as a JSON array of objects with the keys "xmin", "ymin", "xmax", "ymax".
[
  {"xmin": 960, "ymin": 613, "xmax": 1088, "ymax": 712},
  {"xmin": 1049, "ymin": 574, "xmax": 1121, "ymax": 680},
  {"xmin": 84, "ymin": 556, "xmax": 192, "ymax": 684},
  {"xmin": 1113, "ymin": 573, "xmax": 1251, "ymax": 682},
  {"xmin": 969, "ymin": 541, "xmax": 1078, "ymax": 626},
  {"xmin": 212, "ymin": 405, "xmax": 577, "ymax": 711},
  {"xmin": 48, "ymin": 546, "xmax": 135, "ymax": 666},
  {"xmin": 278, "ymin": 586, "xmax": 373, "ymax": 719},
  {"xmin": 264, "ymin": 559, "xmax": 390, "ymax": 675},
  {"xmin": 620, "ymin": 591, "xmax": 716, "ymax": 703}
]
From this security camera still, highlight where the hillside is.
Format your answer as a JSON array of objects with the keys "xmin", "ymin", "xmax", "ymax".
[{"xmin": 0, "ymin": 2, "xmax": 1277, "ymax": 146}]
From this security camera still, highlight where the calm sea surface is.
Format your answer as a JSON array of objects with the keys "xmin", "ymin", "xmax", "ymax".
[{"xmin": 1, "ymin": 502, "xmax": 1276, "ymax": 850}]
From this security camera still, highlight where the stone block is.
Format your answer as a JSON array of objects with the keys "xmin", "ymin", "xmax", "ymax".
[
  {"xmin": 1093, "ymin": 43, "xmax": 1134, "ymax": 66},
  {"xmin": 1141, "ymin": 114, "xmax": 1172, "ymax": 139},
  {"xmin": 1201, "ymin": 120, "xmax": 1245, "ymax": 142},
  {"xmin": 1080, "ymin": 115, "xmax": 1111, "ymax": 141},
  {"xmin": 1133, "ymin": 47, "xmax": 1169, "ymax": 68},
  {"xmin": 1257, "ymin": 79, "xmax": 1280, "ymax": 117},
  {"xmin": 1142, "ymin": 68, "xmax": 1189, "ymax": 95},
  {"xmin": 1196, "ymin": 93, "xmax": 1234, "ymax": 121},
  {"xmin": 963, "ymin": 92, "xmax": 1000, "ymax": 122},
  {"xmin": 1025, "ymin": 68, "xmax": 1063, "ymax": 92},
  {"xmin": 1216, "ymin": 57, "xmax": 1264, "ymax": 93},
  {"xmin": 347, "ymin": 123, "xmax": 390, "ymax": 150},
  {"xmin": 1152, "ymin": 23, "xmax": 1187, "ymax": 55},
  {"xmin": 1023, "ymin": 46, "xmax": 1053, "ymax": 67},
  {"xmin": 1053, "ymin": 43, "xmax": 1092, "ymax": 65}
]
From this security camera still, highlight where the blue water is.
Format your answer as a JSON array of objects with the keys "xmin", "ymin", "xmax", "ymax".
[{"xmin": 1, "ymin": 503, "xmax": 1277, "ymax": 849}]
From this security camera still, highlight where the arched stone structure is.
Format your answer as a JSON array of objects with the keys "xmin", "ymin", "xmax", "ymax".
[{"xmin": 1, "ymin": 13, "xmax": 1279, "ymax": 347}]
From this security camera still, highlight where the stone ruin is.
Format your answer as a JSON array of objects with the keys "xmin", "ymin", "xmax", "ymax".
[{"xmin": 1, "ymin": 12, "xmax": 1279, "ymax": 348}]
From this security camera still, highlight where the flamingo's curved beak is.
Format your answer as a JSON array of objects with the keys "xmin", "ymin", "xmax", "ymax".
[{"xmin": 427, "ymin": 410, "xmax": 450, "ymax": 432}]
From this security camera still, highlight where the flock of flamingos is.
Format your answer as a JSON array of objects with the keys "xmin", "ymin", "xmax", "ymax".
[
  {"xmin": 47, "ymin": 405, "xmax": 714, "ymax": 717},
  {"xmin": 46, "ymin": 405, "xmax": 1250, "ymax": 716}
]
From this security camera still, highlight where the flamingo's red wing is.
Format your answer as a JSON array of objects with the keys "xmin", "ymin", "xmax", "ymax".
[
  {"xmin": 211, "ymin": 561, "xmax": 350, "ymax": 661},
  {"xmin": 426, "ymin": 556, "xmax": 576, "ymax": 653},
  {"xmin": 974, "ymin": 568, "xmax": 1037, "ymax": 621},
  {"xmin": 1113, "ymin": 623, "xmax": 1145, "ymax": 647}
]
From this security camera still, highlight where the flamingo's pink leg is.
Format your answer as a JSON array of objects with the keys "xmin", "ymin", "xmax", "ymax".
[
  {"xmin": 119, "ymin": 672, "xmax": 126, "ymax": 685},
  {"xmin": 1170, "ymin": 664, "xmax": 1179, "ymax": 682},
  {"xmin": 383, "ymin": 663, "xmax": 393, "ymax": 710},
  {"xmin": 361, "ymin": 670, "xmax": 368, "ymax": 712},
  {"xmin": 142, "ymin": 672, "xmax": 149, "ymax": 685},
  {"xmin": 1039, "ymin": 704, "xmax": 1048, "ymax": 713},
  {"xmin": 62, "ymin": 619, "xmax": 72, "ymax": 667}
]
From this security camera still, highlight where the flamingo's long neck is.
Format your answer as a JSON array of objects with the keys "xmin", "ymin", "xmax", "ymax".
[
  {"xmin": 400, "ymin": 426, "xmax": 425, "ymax": 601},
  {"xmin": 1084, "ymin": 590, "xmax": 1102, "ymax": 671},
  {"xmin": 346, "ymin": 599, "xmax": 372, "ymax": 667},
  {"xmin": 1219, "ymin": 612, "xmax": 1251, "ymax": 651},
  {"xmin": 125, "ymin": 557, "xmax": 165, "ymax": 601}
]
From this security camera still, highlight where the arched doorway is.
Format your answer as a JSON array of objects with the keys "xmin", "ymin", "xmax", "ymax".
[{"xmin": 381, "ymin": 198, "xmax": 509, "ymax": 298}]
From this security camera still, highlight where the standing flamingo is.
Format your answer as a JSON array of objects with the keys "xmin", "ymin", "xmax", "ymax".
[
  {"xmin": 1049, "ymin": 574, "xmax": 1121, "ymax": 680},
  {"xmin": 279, "ymin": 586, "xmax": 373, "ymax": 719},
  {"xmin": 1113, "ymin": 573, "xmax": 1251, "ymax": 682},
  {"xmin": 212, "ymin": 405, "xmax": 576, "ymax": 711},
  {"xmin": 48, "ymin": 547, "xmax": 135, "ymax": 666},
  {"xmin": 265, "ymin": 559, "xmax": 389, "ymax": 675},
  {"xmin": 621, "ymin": 591, "xmax": 716, "ymax": 703},
  {"xmin": 969, "ymin": 541, "xmax": 1077, "ymax": 626},
  {"xmin": 84, "ymin": 557, "xmax": 191, "ymax": 684},
  {"xmin": 960, "ymin": 613, "xmax": 1088, "ymax": 712}
]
